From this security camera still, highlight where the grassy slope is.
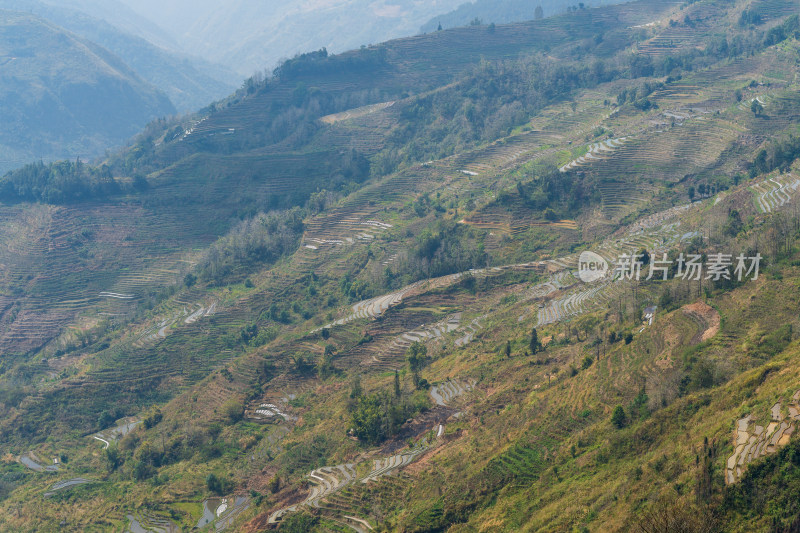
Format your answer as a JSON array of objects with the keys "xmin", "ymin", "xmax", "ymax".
[{"xmin": 4, "ymin": 0, "xmax": 800, "ymax": 531}]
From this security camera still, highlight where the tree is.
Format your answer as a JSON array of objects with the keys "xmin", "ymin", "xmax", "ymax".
[
  {"xmin": 612, "ymin": 406, "xmax": 627, "ymax": 429},
  {"xmin": 407, "ymin": 342, "xmax": 429, "ymax": 388},
  {"xmin": 407, "ymin": 342, "xmax": 428, "ymax": 370},
  {"xmin": 206, "ymin": 473, "xmax": 224, "ymax": 495},
  {"xmin": 751, "ymin": 99, "xmax": 763, "ymax": 116},
  {"xmin": 530, "ymin": 328, "xmax": 542, "ymax": 354},
  {"xmin": 105, "ymin": 445, "xmax": 121, "ymax": 472},
  {"xmin": 394, "ymin": 370, "xmax": 401, "ymax": 397},
  {"xmin": 269, "ymin": 474, "xmax": 280, "ymax": 494},
  {"xmin": 222, "ymin": 399, "xmax": 243, "ymax": 424},
  {"xmin": 184, "ymin": 273, "xmax": 197, "ymax": 287},
  {"xmin": 636, "ymin": 494, "xmax": 718, "ymax": 533},
  {"xmin": 143, "ymin": 407, "xmax": 162, "ymax": 429},
  {"xmin": 437, "ymin": 22, "xmax": 442, "ymax": 31},
  {"xmin": 534, "ymin": 5, "xmax": 544, "ymax": 19},
  {"xmin": 582, "ymin": 355, "xmax": 594, "ymax": 369},
  {"xmin": 350, "ymin": 374, "xmax": 363, "ymax": 399},
  {"xmin": 505, "ymin": 340, "xmax": 512, "ymax": 358}
]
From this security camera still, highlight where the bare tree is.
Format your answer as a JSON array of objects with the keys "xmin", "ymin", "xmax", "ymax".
[{"xmin": 636, "ymin": 495, "xmax": 718, "ymax": 533}]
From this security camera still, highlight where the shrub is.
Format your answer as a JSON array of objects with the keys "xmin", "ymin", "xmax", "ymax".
[
  {"xmin": 612, "ymin": 406, "xmax": 627, "ymax": 429},
  {"xmin": 206, "ymin": 473, "xmax": 224, "ymax": 495},
  {"xmin": 222, "ymin": 399, "xmax": 244, "ymax": 424}
]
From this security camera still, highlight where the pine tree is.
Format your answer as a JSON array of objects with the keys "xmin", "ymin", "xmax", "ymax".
[
  {"xmin": 505, "ymin": 340, "xmax": 511, "ymax": 358},
  {"xmin": 530, "ymin": 327, "xmax": 541, "ymax": 354},
  {"xmin": 611, "ymin": 406, "xmax": 627, "ymax": 429}
]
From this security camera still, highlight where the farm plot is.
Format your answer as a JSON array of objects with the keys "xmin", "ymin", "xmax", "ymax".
[
  {"xmin": 361, "ymin": 313, "xmax": 463, "ymax": 371},
  {"xmin": 726, "ymin": 391, "xmax": 800, "ymax": 484},
  {"xmin": 19, "ymin": 452, "xmax": 59, "ymax": 473},
  {"xmin": 559, "ymin": 137, "xmax": 628, "ymax": 173},
  {"xmin": 127, "ymin": 512, "xmax": 179, "ymax": 533},
  {"xmin": 535, "ymin": 281, "xmax": 621, "ymax": 327},
  {"xmin": 90, "ymin": 419, "xmax": 142, "ymax": 449},
  {"xmin": 750, "ymin": 174, "xmax": 800, "ymax": 213},
  {"xmin": 430, "ymin": 379, "xmax": 476, "ymax": 407},
  {"xmin": 268, "ymin": 438, "xmax": 433, "ymax": 527},
  {"xmin": 44, "ymin": 478, "xmax": 93, "ymax": 497}
]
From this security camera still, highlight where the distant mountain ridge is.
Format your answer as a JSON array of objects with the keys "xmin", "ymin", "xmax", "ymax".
[
  {"xmin": 421, "ymin": 0, "xmax": 634, "ymax": 32},
  {"xmin": 116, "ymin": 0, "xmax": 470, "ymax": 76},
  {"xmin": 0, "ymin": 10, "xmax": 175, "ymax": 172}
]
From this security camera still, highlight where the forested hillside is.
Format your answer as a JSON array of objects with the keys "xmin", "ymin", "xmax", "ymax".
[{"xmin": 3, "ymin": 0, "xmax": 800, "ymax": 531}]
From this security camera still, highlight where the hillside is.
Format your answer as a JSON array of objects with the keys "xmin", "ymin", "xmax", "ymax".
[
  {"xmin": 0, "ymin": 0, "xmax": 238, "ymax": 111},
  {"xmin": 3, "ymin": 0, "xmax": 800, "ymax": 531},
  {"xmin": 0, "ymin": 10, "xmax": 175, "ymax": 173}
]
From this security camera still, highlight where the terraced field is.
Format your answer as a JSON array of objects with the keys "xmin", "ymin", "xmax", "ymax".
[
  {"xmin": 727, "ymin": 391, "xmax": 800, "ymax": 484},
  {"xmin": 536, "ymin": 282, "xmax": 622, "ymax": 327},
  {"xmin": 559, "ymin": 137, "xmax": 628, "ymax": 173},
  {"xmin": 268, "ymin": 438, "xmax": 434, "ymax": 527},
  {"xmin": 361, "ymin": 314, "xmax": 463, "ymax": 371},
  {"xmin": 90, "ymin": 419, "xmax": 141, "ymax": 450},
  {"xmin": 750, "ymin": 173, "xmax": 800, "ymax": 213},
  {"xmin": 43, "ymin": 478, "xmax": 93, "ymax": 497},
  {"xmin": 430, "ymin": 379, "xmax": 476, "ymax": 407},
  {"xmin": 127, "ymin": 512, "xmax": 179, "ymax": 533},
  {"xmin": 18, "ymin": 453, "xmax": 58, "ymax": 473},
  {"xmin": 6, "ymin": 1, "xmax": 800, "ymax": 531},
  {"xmin": 320, "ymin": 101, "xmax": 396, "ymax": 125}
]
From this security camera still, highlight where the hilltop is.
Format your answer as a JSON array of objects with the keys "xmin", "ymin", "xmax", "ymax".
[
  {"xmin": 421, "ymin": 0, "xmax": 633, "ymax": 32},
  {"xmin": 2, "ymin": 0, "xmax": 800, "ymax": 531}
]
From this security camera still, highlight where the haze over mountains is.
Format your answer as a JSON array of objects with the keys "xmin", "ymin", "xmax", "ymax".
[
  {"xmin": 116, "ymin": 0, "xmax": 473, "ymax": 76},
  {"xmin": 0, "ymin": 0, "xmax": 628, "ymax": 172},
  {"xmin": 119, "ymin": 0, "xmax": 637, "ymax": 77},
  {"xmin": 0, "ymin": 0, "xmax": 237, "ymax": 111},
  {"xmin": 0, "ymin": 10, "xmax": 175, "ymax": 172}
]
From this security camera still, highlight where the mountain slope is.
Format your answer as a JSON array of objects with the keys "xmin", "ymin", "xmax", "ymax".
[
  {"xmin": 0, "ymin": 10, "xmax": 175, "ymax": 172},
  {"xmin": 0, "ymin": 0, "xmax": 238, "ymax": 111},
  {"xmin": 3, "ymin": 0, "xmax": 800, "ymax": 531}
]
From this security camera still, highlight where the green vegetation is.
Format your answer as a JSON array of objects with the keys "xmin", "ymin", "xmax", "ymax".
[{"xmin": 5, "ymin": 0, "xmax": 800, "ymax": 531}]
